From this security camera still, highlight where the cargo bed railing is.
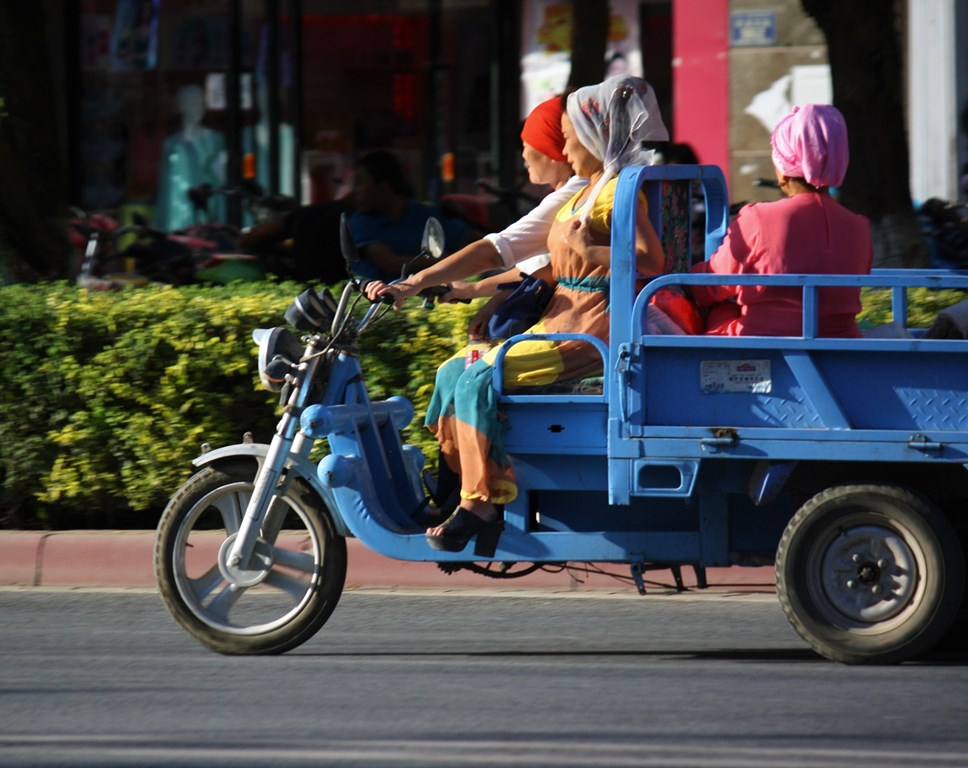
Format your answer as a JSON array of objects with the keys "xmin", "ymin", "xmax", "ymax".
[{"xmin": 631, "ymin": 269, "xmax": 968, "ymax": 345}]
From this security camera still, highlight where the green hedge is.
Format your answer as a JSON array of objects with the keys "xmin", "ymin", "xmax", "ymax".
[
  {"xmin": 0, "ymin": 280, "xmax": 475, "ymax": 529},
  {"xmin": 857, "ymin": 286, "xmax": 965, "ymax": 330},
  {"xmin": 0, "ymin": 280, "xmax": 962, "ymax": 529}
]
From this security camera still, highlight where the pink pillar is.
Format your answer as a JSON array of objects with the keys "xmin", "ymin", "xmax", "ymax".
[{"xmin": 673, "ymin": 0, "xmax": 730, "ymax": 194}]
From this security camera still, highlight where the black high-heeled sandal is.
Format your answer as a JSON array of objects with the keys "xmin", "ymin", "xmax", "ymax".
[{"xmin": 425, "ymin": 507, "xmax": 503, "ymax": 557}]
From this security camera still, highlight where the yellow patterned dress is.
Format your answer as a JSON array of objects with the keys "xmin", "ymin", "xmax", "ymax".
[{"xmin": 425, "ymin": 179, "xmax": 633, "ymax": 505}]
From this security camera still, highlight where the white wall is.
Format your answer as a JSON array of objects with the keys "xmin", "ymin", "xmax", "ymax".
[{"xmin": 907, "ymin": 0, "xmax": 958, "ymax": 204}]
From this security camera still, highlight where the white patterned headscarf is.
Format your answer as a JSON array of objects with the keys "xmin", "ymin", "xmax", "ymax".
[{"xmin": 566, "ymin": 75, "xmax": 669, "ymax": 221}]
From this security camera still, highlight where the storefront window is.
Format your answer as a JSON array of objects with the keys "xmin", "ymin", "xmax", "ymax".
[
  {"xmin": 78, "ymin": 0, "xmax": 251, "ymax": 229},
  {"xmin": 299, "ymin": 1, "xmax": 494, "ymax": 202},
  {"xmin": 75, "ymin": 0, "xmax": 496, "ymax": 231}
]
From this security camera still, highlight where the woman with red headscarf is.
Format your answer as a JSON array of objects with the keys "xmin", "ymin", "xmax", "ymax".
[
  {"xmin": 433, "ymin": 94, "xmax": 585, "ymax": 337},
  {"xmin": 690, "ymin": 103, "xmax": 873, "ymax": 337}
]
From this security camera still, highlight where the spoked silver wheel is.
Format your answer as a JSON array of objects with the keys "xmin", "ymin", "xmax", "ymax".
[
  {"xmin": 776, "ymin": 484, "xmax": 964, "ymax": 665},
  {"xmin": 155, "ymin": 462, "xmax": 346, "ymax": 655}
]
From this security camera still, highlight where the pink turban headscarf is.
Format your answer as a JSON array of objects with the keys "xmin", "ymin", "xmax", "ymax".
[
  {"xmin": 521, "ymin": 96, "xmax": 567, "ymax": 163},
  {"xmin": 771, "ymin": 104, "xmax": 849, "ymax": 189},
  {"xmin": 566, "ymin": 75, "xmax": 669, "ymax": 221}
]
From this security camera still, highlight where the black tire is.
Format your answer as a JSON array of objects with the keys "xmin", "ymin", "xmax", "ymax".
[
  {"xmin": 775, "ymin": 484, "xmax": 964, "ymax": 665},
  {"xmin": 154, "ymin": 462, "xmax": 346, "ymax": 655},
  {"xmin": 935, "ymin": 511, "xmax": 968, "ymax": 653}
]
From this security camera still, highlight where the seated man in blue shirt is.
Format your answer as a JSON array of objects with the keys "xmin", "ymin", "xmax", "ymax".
[{"xmin": 348, "ymin": 150, "xmax": 471, "ymax": 280}]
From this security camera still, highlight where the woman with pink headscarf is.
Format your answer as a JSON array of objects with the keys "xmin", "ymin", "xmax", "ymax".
[{"xmin": 690, "ymin": 104, "xmax": 873, "ymax": 337}]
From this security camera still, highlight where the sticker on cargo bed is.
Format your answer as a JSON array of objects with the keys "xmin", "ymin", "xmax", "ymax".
[{"xmin": 700, "ymin": 360, "xmax": 771, "ymax": 394}]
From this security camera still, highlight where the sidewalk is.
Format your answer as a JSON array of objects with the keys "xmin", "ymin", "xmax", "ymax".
[{"xmin": 0, "ymin": 530, "xmax": 776, "ymax": 593}]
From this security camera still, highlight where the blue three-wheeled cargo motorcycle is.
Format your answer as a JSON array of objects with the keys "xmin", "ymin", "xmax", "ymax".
[{"xmin": 155, "ymin": 164, "xmax": 968, "ymax": 664}]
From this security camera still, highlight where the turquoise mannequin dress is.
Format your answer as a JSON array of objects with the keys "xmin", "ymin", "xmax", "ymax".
[{"xmin": 154, "ymin": 127, "xmax": 226, "ymax": 231}]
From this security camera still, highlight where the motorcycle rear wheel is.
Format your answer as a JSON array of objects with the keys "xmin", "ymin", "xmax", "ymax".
[
  {"xmin": 155, "ymin": 462, "xmax": 346, "ymax": 655},
  {"xmin": 775, "ymin": 484, "xmax": 963, "ymax": 665}
]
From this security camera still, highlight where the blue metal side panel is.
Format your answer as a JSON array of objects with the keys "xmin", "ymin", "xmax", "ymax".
[
  {"xmin": 511, "ymin": 454, "xmax": 608, "ymax": 491},
  {"xmin": 629, "ymin": 343, "xmax": 968, "ymax": 440},
  {"xmin": 631, "ymin": 346, "xmax": 824, "ymax": 428},
  {"xmin": 501, "ymin": 401, "xmax": 608, "ymax": 455},
  {"xmin": 814, "ymin": 351, "xmax": 968, "ymax": 431}
]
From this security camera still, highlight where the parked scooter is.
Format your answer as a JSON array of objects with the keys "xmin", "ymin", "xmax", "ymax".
[
  {"xmin": 116, "ymin": 182, "xmax": 294, "ymax": 285},
  {"xmin": 188, "ymin": 179, "xmax": 298, "ymax": 231},
  {"xmin": 440, "ymin": 178, "xmax": 542, "ymax": 235},
  {"xmin": 181, "ymin": 181, "xmax": 299, "ymax": 283},
  {"xmin": 71, "ymin": 208, "xmax": 156, "ymax": 289}
]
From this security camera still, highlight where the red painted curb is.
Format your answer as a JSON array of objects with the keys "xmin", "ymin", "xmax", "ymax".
[
  {"xmin": 40, "ymin": 532, "xmax": 156, "ymax": 588},
  {"xmin": 0, "ymin": 531, "xmax": 776, "ymax": 592},
  {"xmin": 0, "ymin": 532, "xmax": 45, "ymax": 587}
]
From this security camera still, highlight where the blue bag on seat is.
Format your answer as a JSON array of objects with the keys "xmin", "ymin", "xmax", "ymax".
[{"xmin": 485, "ymin": 274, "xmax": 554, "ymax": 340}]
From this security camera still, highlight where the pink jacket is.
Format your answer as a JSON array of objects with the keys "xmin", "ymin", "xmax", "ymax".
[{"xmin": 690, "ymin": 193, "xmax": 873, "ymax": 337}]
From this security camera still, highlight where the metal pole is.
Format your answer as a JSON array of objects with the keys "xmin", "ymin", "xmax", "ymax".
[
  {"xmin": 425, "ymin": 0, "xmax": 442, "ymax": 201},
  {"xmin": 491, "ymin": 0, "xmax": 521, "ymax": 193},
  {"xmin": 64, "ymin": 1, "xmax": 83, "ymax": 208},
  {"xmin": 227, "ymin": 0, "xmax": 243, "ymax": 226},
  {"xmin": 290, "ymin": 0, "xmax": 303, "ymax": 204},
  {"xmin": 266, "ymin": 0, "xmax": 281, "ymax": 196}
]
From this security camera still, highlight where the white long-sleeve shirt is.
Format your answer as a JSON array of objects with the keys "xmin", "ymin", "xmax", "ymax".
[{"xmin": 483, "ymin": 176, "xmax": 587, "ymax": 274}]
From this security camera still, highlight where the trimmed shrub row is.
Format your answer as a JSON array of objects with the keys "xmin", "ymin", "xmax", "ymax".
[
  {"xmin": 0, "ymin": 279, "xmax": 960, "ymax": 529},
  {"xmin": 0, "ymin": 280, "xmax": 474, "ymax": 529}
]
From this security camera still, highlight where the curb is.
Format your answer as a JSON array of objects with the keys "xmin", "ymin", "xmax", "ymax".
[{"xmin": 0, "ymin": 531, "xmax": 776, "ymax": 593}]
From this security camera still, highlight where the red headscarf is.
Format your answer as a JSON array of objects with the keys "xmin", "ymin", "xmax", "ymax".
[{"xmin": 520, "ymin": 96, "xmax": 567, "ymax": 163}]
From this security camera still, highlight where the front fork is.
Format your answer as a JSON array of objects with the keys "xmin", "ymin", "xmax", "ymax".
[{"xmin": 226, "ymin": 354, "xmax": 322, "ymax": 570}]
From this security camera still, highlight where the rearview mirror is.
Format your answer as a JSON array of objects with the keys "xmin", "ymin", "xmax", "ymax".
[
  {"xmin": 421, "ymin": 217, "xmax": 444, "ymax": 261},
  {"xmin": 338, "ymin": 213, "xmax": 358, "ymax": 277}
]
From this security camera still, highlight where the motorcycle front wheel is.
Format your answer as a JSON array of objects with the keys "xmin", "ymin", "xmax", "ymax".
[{"xmin": 155, "ymin": 462, "xmax": 346, "ymax": 655}]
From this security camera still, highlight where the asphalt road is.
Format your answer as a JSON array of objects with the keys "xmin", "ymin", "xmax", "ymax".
[{"xmin": 1, "ymin": 588, "xmax": 967, "ymax": 767}]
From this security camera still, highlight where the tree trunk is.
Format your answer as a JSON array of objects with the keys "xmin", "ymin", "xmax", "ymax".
[
  {"xmin": 801, "ymin": 0, "xmax": 928, "ymax": 267},
  {"xmin": 0, "ymin": 2, "xmax": 70, "ymax": 282},
  {"xmin": 567, "ymin": 1, "xmax": 609, "ymax": 90}
]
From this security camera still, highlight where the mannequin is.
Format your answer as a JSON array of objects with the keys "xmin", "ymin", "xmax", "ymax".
[{"xmin": 154, "ymin": 84, "xmax": 226, "ymax": 230}]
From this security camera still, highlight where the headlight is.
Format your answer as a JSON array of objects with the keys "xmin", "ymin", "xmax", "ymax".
[
  {"xmin": 253, "ymin": 327, "xmax": 304, "ymax": 391},
  {"xmin": 285, "ymin": 288, "xmax": 338, "ymax": 332}
]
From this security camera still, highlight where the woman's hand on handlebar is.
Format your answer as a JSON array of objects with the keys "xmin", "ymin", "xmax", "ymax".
[
  {"xmin": 362, "ymin": 280, "xmax": 388, "ymax": 302},
  {"xmin": 437, "ymin": 280, "xmax": 477, "ymax": 303},
  {"xmin": 363, "ymin": 278, "xmax": 419, "ymax": 310}
]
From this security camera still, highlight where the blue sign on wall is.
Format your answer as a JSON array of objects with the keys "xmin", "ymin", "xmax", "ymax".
[{"xmin": 730, "ymin": 11, "xmax": 777, "ymax": 47}]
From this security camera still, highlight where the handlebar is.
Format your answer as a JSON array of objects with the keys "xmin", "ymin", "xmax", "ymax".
[
  {"xmin": 322, "ymin": 274, "xmax": 477, "ymax": 341},
  {"xmin": 417, "ymin": 284, "xmax": 451, "ymax": 309},
  {"xmin": 189, "ymin": 182, "xmax": 296, "ymax": 212},
  {"xmin": 753, "ymin": 178, "xmax": 780, "ymax": 190},
  {"xmin": 474, "ymin": 179, "xmax": 542, "ymax": 209},
  {"xmin": 357, "ymin": 278, "xmax": 471, "ymax": 308}
]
